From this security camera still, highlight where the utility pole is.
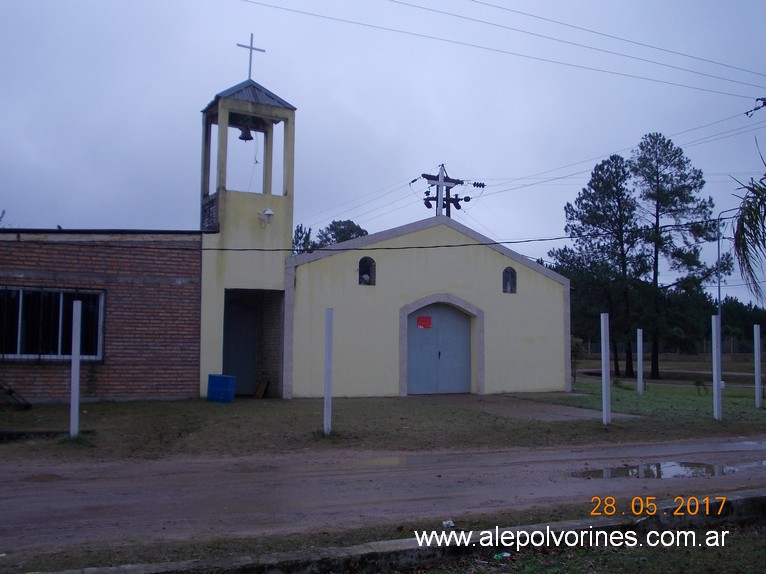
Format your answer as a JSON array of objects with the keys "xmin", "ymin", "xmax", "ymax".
[{"xmin": 421, "ymin": 164, "xmax": 481, "ymax": 217}]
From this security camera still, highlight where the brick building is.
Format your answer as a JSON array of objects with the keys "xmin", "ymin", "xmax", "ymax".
[{"xmin": 0, "ymin": 232, "xmax": 201, "ymax": 401}]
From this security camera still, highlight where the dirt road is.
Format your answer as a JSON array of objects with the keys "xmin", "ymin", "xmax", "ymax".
[{"xmin": 2, "ymin": 436, "xmax": 765, "ymax": 554}]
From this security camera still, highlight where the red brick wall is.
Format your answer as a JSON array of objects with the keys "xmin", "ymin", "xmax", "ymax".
[
  {"xmin": 0, "ymin": 231, "xmax": 201, "ymax": 402},
  {"xmin": 256, "ymin": 291, "xmax": 283, "ymax": 398}
]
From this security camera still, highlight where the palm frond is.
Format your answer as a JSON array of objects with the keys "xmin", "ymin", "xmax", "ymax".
[{"xmin": 733, "ymin": 176, "xmax": 766, "ymax": 301}]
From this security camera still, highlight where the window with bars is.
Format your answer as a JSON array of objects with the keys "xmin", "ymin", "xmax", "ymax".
[{"xmin": 0, "ymin": 288, "xmax": 104, "ymax": 360}]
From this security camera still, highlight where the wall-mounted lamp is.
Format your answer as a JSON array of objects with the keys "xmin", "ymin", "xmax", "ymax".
[{"xmin": 259, "ymin": 207, "xmax": 275, "ymax": 227}]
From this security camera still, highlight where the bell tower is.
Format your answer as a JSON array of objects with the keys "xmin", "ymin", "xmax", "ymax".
[
  {"xmin": 200, "ymin": 78, "xmax": 296, "ymax": 239},
  {"xmin": 199, "ymin": 40, "xmax": 297, "ymax": 398}
]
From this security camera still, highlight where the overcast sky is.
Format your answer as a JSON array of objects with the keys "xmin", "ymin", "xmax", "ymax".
[{"xmin": 2, "ymin": 1, "xmax": 764, "ymax": 300}]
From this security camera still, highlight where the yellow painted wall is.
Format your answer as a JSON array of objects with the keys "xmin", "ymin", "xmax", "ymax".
[
  {"xmin": 287, "ymin": 219, "xmax": 570, "ymax": 398},
  {"xmin": 199, "ymin": 190, "xmax": 292, "ymax": 394}
]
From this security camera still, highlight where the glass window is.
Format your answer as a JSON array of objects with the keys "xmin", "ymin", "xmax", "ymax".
[
  {"xmin": 61, "ymin": 292, "xmax": 102, "ymax": 356},
  {"xmin": 21, "ymin": 290, "xmax": 60, "ymax": 355},
  {"xmin": 503, "ymin": 267, "xmax": 517, "ymax": 294},
  {"xmin": 1, "ymin": 287, "xmax": 103, "ymax": 360},
  {"xmin": 0, "ymin": 289, "xmax": 20, "ymax": 354}
]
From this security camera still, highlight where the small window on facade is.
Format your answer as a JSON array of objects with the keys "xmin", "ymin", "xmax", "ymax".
[
  {"xmin": 502, "ymin": 266, "xmax": 517, "ymax": 293},
  {"xmin": 0, "ymin": 287, "xmax": 104, "ymax": 360},
  {"xmin": 358, "ymin": 257, "xmax": 376, "ymax": 285}
]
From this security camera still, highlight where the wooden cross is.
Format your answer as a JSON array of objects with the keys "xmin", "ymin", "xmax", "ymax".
[{"xmin": 236, "ymin": 33, "xmax": 265, "ymax": 80}]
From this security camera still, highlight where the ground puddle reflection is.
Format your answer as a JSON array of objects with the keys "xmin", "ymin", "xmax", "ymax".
[{"xmin": 574, "ymin": 460, "xmax": 766, "ymax": 479}]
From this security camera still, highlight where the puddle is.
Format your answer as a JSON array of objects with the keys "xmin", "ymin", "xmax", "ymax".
[{"xmin": 574, "ymin": 460, "xmax": 766, "ymax": 479}]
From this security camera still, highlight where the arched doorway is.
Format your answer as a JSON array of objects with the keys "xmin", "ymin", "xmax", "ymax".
[{"xmin": 407, "ymin": 303, "xmax": 471, "ymax": 394}]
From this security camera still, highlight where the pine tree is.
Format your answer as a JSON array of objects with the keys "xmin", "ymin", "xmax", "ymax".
[
  {"xmin": 314, "ymin": 220, "xmax": 368, "ymax": 247},
  {"xmin": 631, "ymin": 133, "xmax": 717, "ymax": 379},
  {"xmin": 292, "ymin": 223, "xmax": 313, "ymax": 254},
  {"xmin": 550, "ymin": 155, "xmax": 647, "ymax": 377}
]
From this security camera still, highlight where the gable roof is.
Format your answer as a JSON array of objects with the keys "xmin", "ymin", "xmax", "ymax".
[
  {"xmin": 288, "ymin": 216, "xmax": 569, "ymax": 286},
  {"xmin": 202, "ymin": 79, "xmax": 296, "ymax": 113}
]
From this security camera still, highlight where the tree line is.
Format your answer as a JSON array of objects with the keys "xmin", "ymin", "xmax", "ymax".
[{"xmin": 548, "ymin": 132, "xmax": 735, "ymax": 379}]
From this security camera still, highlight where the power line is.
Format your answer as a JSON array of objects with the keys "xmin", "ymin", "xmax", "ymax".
[
  {"xmin": 212, "ymin": 215, "xmax": 737, "ymax": 252},
  {"xmin": 483, "ymin": 167, "xmax": 593, "ymax": 198},
  {"xmin": 682, "ymin": 121, "xmax": 766, "ymax": 149},
  {"xmin": 350, "ymin": 193, "xmax": 415, "ymax": 224},
  {"xmin": 312, "ymin": 109, "xmax": 760, "ymax": 226},
  {"xmin": 390, "ymin": 0, "xmax": 766, "ymax": 91},
  {"xmin": 482, "ymin": 115, "xmax": 745, "ymax": 195},
  {"xmin": 468, "ymin": 0, "xmax": 766, "ymax": 79},
  {"xmin": 236, "ymin": 4, "xmax": 762, "ymax": 232},
  {"xmin": 240, "ymin": 0, "xmax": 755, "ymax": 100},
  {"xmin": 206, "ymin": 235, "xmax": 573, "ymax": 252},
  {"xmin": 477, "ymin": 111, "xmax": 764, "ymax": 200},
  {"xmin": 453, "ymin": 209, "xmax": 503, "ymax": 240},
  {"xmin": 298, "ymin": 178, "xmax": 414, "ymax": 229},
  {"xmin": 239, "ymin": 3, "xmax": 763, "ymax": 223},
  {"xmin": 8, "ymin": 219, "xmax": 740, "ymax": 275}
]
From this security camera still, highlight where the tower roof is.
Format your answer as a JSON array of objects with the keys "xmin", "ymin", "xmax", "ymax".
[{"xmin": 203, "ymin": 79, "xmax": 296, "ymax": 114}]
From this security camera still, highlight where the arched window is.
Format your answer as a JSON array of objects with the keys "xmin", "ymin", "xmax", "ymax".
[
  {"xmin": 359, "ymin": 257, "xmax": 376, "ymax": 285},
  {"xmin": 502, "ymin": 266, "xmax": 516, "ymax": 293}
]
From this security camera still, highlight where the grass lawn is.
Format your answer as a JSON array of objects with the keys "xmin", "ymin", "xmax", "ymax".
[
  {"xmin": 3, "ymin": 378, "xmax": 765, "ymax": 461},
  {"xmin": 551, "ymin": 379, "xmax": 764, "ymax": 420}
]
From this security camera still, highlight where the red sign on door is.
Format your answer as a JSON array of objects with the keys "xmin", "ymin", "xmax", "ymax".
[{"xmin": 416, "ymin": 316, "xmax": 432, "ymax": 329}]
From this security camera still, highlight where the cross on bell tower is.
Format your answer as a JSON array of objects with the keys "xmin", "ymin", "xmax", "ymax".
[
  {"xmin": 199, "ymin": 35, "xmax": 296, "ymax": 234},
  {"xmin": 236, "ymin": 33, "xmax": 266, "ymax": 80}
]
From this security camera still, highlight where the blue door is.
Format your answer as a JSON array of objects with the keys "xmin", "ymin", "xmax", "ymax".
[
  {"xmin": 223, "ymin": 292, "xmax": 257, "ymax": 395},
  {"xmin": 407, "ymin": 303, "xmax": 471, "ymax": 394}
]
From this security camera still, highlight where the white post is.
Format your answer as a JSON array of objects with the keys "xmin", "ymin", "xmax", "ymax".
[
  {"xmin": 637, "ymin": 328, "xmax": 644, "ymax": 396},
  {"xmin": 324, "ymin": 307, "xmax": 334, "ymax": 436},
  {"xmin": 712, "ymin": 314, "xmax": 722, "ymax": 421},
  {"xmin": 755, "ymin": 324, "xmax": 762, "ymax": 410},
  {"xmin": 601, "ymin": 313, "xmax": 611, "ymax": 425},
  {"xmin": 70, "ymin": 301, "xmax": 82, "ymax": 438}
]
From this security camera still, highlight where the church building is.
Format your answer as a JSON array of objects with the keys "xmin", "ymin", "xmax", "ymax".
[{"xmin": 0, "ymin": 75, "xmax": 571, "ymax": 402}]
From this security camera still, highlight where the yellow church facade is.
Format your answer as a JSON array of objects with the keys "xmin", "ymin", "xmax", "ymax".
[{"xmin": 284, "ymin": 217, "xmax": 571, "ymax": 398}]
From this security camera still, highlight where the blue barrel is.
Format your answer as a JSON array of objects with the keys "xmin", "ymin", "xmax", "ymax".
[{"xmin": 207, "ymin": 374, "xmax": 236, "ymax": 403}]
